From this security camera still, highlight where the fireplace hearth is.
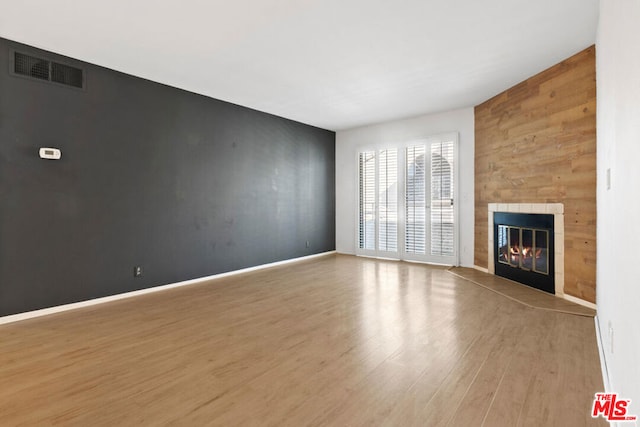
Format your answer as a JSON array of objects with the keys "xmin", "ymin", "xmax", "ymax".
[{"xmin": 493, "ymin": 212, "xmax": 555, "ymax": 294}]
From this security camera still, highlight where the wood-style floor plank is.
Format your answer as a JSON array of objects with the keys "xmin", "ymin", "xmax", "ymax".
[
  {"xmin": 0, "ymin": 255, "xmax": 605, "ymax": 426},
  {"xmin": 448, "ymin": 267, "xmax": 596, "ymax": 317}
]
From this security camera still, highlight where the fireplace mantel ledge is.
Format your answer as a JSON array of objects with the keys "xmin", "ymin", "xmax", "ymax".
[{"xmin": 488, "ymin": 203, "xmax": 564, "ymax": 215}]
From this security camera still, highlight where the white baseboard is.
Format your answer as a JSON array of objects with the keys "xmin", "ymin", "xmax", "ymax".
[
  {"xmin": 335, "ymin": 250, "xmax": 355, "ymax": 255},
  {"xmin": 563, "ymin": 294, "xmax": 597, "ymax": 310},
  {"xmin": 0, "ymin": 251, "xmax": 336, "ymax": 326},
  {"xmin": 473, "ymin": 265, "xmax": 489, "ymax": 273},
  {"xmin": 595, "ymin": 315, "xmax": 612, "ymax": 392}
]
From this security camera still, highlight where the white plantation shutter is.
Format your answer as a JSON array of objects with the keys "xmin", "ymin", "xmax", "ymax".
[
  {"xmin": 357, "ymin": 134, "xmax": 456, "ymax": 263},
  {"xmin": 358, "ymin": 151, "xmax": 376, "ymax": 250},
  {"xmin": 430, "ymin": 139, "xmax": 455, "ymax": 256},
  {"xmin": 378, "ymin": 149, "xmax": 398, "ymax": 252},
  {"xmin": 405, "ymin": 145, "xmax": 426, "ymax": 254}
]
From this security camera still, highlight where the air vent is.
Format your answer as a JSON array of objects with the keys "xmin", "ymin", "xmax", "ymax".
[
  {"xmin": 51, "ymin": 62, "xmax": 83, "ymax": 88},
  {"xmin": 14, "ymin": 52, "xmax": 50, "ymax": 81},
  {"xmin": 12, "ymin": 51, "xmax": 85, "ymax": 89}
]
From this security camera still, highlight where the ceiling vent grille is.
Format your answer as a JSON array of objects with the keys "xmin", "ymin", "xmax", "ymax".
[{"xmin": 13, "ymin": 51, "xmax": 85, "ymax": 89}]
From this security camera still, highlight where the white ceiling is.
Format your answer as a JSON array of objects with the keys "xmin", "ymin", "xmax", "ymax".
[{"xmin": 0, "ymin": 0, "xmax": 598, "ymax": 131}]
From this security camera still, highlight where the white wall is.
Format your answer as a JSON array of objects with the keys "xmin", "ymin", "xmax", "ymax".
[
  {"xmin": 596, "ymin": 0, "xmax": 640, "ymax": 413},
  {"xmin": 335, "ymin": 107, "xmax": 475, "ymax": 267}
]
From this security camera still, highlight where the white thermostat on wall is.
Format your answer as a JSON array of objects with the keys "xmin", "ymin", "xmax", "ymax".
[{"xmin": 39, "ymin": 147, "xmax": 62, "ymax": 160}]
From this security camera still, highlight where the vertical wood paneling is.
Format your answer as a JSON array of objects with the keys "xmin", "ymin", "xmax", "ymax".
[{"xmin": 474, "ymin": 46, "xmax": 596, "ymax": 303}]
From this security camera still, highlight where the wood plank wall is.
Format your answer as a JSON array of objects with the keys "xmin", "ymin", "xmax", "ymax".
[{"xmin": 474, "ymin": 46, "xmax": 596, "ymax": 303}]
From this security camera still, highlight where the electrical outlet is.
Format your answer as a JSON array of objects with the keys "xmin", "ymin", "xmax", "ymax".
[
  {"xmin": 609, "ymin": 322, "xmax": 614, "ymax": 354},
  {"xmin": 306, "ymin": 240, "xmax": 310, "ymax": 248},
  {"xmin": 134, "ymin": 266, "xmax": 142, "ymax": 277},
  {"xmin": 606, "ymin": 168, "xmax": 611, "ymax": 190}
]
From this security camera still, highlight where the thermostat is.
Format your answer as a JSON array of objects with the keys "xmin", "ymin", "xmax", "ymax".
[{"xmin": 39, "ymin": 148, "xmax": 61, "ymax": 160}]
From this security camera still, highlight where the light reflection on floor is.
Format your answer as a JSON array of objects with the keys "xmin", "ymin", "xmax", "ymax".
[{"xmin": 358, "ymin": 258, "xmax": 461, "ymax": 369}]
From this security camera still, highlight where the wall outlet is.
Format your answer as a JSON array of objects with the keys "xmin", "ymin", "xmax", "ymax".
[
  {"xmin": 606, "ymin": 168, "xmax": 611, "ymax": 190},
  {"xmin": 306, "ymin": 240, "xmax": 310, "ymax": 248},
  {"xmin": 134, "ymin": 266, "xmax": 142, "ymax": 277}
]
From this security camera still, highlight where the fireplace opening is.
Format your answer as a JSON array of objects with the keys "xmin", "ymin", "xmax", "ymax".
[{"xmin": 494, "ymin": 212, "xmax": 555, "ymax": 294}]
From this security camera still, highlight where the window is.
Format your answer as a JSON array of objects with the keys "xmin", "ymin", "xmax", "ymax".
[
  {"xmin": 358, "ymin": 151, "xmax": 376, "ymax": 251},
  {"xmin": 378, "ymin": 149, "xmax": 398, "ymax": 252},
  {"xmin": 357, "ymin": 134, "xmax": 458, "ymax": 264},
  {"xmin": 406, "ymin": 145, "xmax": 426, "ymax": 254},
  {"xmin": 358, "ymin": 149, "xmax": 398, "ymax": 254},
  {"xmin": 430, "ymin": 139, "xmax": 455, "ymax": 256}
]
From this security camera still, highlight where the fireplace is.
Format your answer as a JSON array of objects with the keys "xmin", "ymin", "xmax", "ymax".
[{"xmin": 493, "ymin": 212, "xmax": 555, "ymax": 294}]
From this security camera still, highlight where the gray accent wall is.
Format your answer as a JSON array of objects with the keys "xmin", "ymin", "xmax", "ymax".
[{"xmin": 0, "ymin": 38, "xmax": 335, "ymax": 317}]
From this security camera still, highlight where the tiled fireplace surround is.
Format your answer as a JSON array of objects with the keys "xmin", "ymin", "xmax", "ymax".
[{"xmin": 487, "ymin": 203, "xmax": 564, "ymax": 297}]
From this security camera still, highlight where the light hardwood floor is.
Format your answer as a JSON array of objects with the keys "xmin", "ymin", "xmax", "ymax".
[
  {"xmin": 0, "ymin": 254, "xmax": 605, "ymax": 426},
  {"xmin": 448, "ymin": 267, "xmax": 596, "ymax": 317}
]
